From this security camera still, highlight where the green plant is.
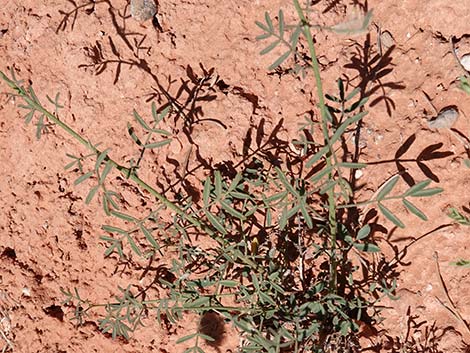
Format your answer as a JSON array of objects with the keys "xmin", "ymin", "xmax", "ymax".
[
  {"xmin": 449, "ymin": 75, "xmax": 470, "ymax": 267},
  {"xmin": 1, "ymin": 1, "xmax": 443, "ymax": 352},
  {"xmin": 448, "ymin": 207, "xmax": 470, "ymax": 268}
]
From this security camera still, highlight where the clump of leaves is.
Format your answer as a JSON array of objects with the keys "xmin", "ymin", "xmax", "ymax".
[{"xmin": 0, "ymin": 1, "xmax": 442, "ymax": 352}]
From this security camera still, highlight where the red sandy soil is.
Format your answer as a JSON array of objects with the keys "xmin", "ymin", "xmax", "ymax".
[{"xmin": 1, "ymin": 1, "xmax": 470, "ymax": 352}]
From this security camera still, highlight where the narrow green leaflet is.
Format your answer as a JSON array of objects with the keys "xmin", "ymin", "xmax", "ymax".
[
  {"xmin": 46, "ymin": 92, "xmax": 64, "ymax": 113},
  {"xmin": 101, "ymin": 236, "xmax": 123, "ymax": 257},
  {"xmin": 105, "ymin": 190, "xmax": 120, "ymax": 210},
  {"xmin": 256, "ymin": 31, "xmax": 271, "ymax": 41},
  {"xmin": 35, "ymin": 114, "xmax": 45, "ymax": 140},
  {"xmin": 345, "ymin": 87, "xmax": 360, "ymax": 101},
  {"xmin": 378, "ymin": 203, "xmax": 405, "ymax": 228},
  {"xmin": 402, "ymin": 199, "xmax": 427, "ymax": 221},
  {"xmin": 299, "ymin": 198, "xmax": 313, "ymax": 228},
  {"xmin": 306, "ymin": 111, "xmax": 367, "ymax": 167},
  {"xmin": 263, "ymin": 191, "xmax": 286, "ymax": 204},
  {"xmin": 448, "ymin": 207, "xmax": 470, "ymax": 226},
  {"xmin": 24, "ymin": 109, "xmax": 35, "ymax": 124},
  {"xmin": 95, "ymin": 148, "xmax": 110, "ymax": 171},
  {"xmin": 184, "ymin": 296, "xmax": 210, "ymax": 309},
  {"xmin": 125, "ymin": 233, "xmax": 142, "ymax": 256},
  {"xmin": 176, "ymin": 333, "xmax": 198, "ymax": 344},
  {"xmin": 133, "ymin": 109, "xmax": 151, "ymax": 131},
  {"xmin": 198, "ymin": 333, "xmax": 215, "ymax": 342},
  {"xmin": 265, "ymin": 11, "xmax": 273, "ymax": 31},
  {"xmin": 326, "ymin": 94, "xmax": 339, "ymax": 103},
  {"xmin": 345, "ymin": 96, "xmax": 369, "ymax": 113},
  {"xmin": 204, "ymin": 209, "xmax": 227, "ymax": 235},
  {"xmin": 260, "ymin": 40, "xmax": 280, "ymax": 55},
  {"xmin": 139, "ymin": 224, "xmax": 160, "ymax": 250},
  {"xmin": 152, "ymin": 103, "xmax": 170, "ymax": 124},
  {"xmin": 290, "ymin": 25, "xmax": 301, "ymax": 48},
  {"xmin": 329, "ymin": 111, "xmax": 367, "ymax": 146},
  {"xmin": 219, "ymin": 280, "xmax": 239, "ymax": 288},
  {"xmin": 144, "ymin": 139, "xmax": 172, "ymax": 149},
  {"xmin": 111, "ymin": 211, "xmax": 136, "ymax": 222},
  {"xmin": 74, "ymin": 171, "xmax": 94, "ymax": 185},
  {"xmin": 268, "ymin": 50, "xmax": 291, "ymax": 71},
  {"xmin": 85, "ymin": 185, "xmax": 99, "ymax": 204},
  {"xmin": 404, "ymin": 179, "xmax": 431, "ymax": 196},
  {"xmin": 259, "ymin": 291, "xmax": 276, "ymax": 306},
  {"xmin": 275, "ymin": 167, "xmax": 298, "ymax": 196},
  {"xmin": 278, "ymin": 9, "xmax": 285, "ymax": 38},
  {"xmin": 28, "ymin": 86, "xmax": 40, "ymax": 104},
  {"xmin": 127, "ymin": 122, "xmax": 143, "ymax": 146},
  {"xmin": 203, "ymin": 177, "xmax": 212, "ymax": 207},
  {"xmin": 376, "ymin": 175, "xmax": 399, "ymax": 201},
  {"xmin": 319, "ymin": 179, "xmax": 338, "ymax": 195},
  {"xmin": 214, "ymin": 171, "xmax": 223, "ymax": 199},
  {"xmin": 306, "ymin": 144, "xmax": 329, "ymax": 168},
  {"xmin": 102, "ymin": 225, "xmax": 128, "ymax": 235},
  {"xmin": 310, "ymin": 165, "xmax": 334, "ymax": 183},
  {"xmin": 220, "ymin": 200, "xmax": 246, "ymax": 220},
  {"xmin": 99, "ymin": 160, "xmax": 113, "ymax": 184},
  {"xmin": 409, "ymin": 187, "xmax": 443, "ymax": 197},
  {"xmin": 353, "ymin": 242, "xmax": 380, "ymax": 253},
  {"xmin": 357, "ymin": 224, "xmax": 371, "ymax": 240}
]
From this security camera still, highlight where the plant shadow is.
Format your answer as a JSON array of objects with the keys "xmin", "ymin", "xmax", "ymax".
[
  {"xmin": 367, "ymin": 133, "xmax": 453, "ymax": 185},
  {"xmin": 344, "ymin": 34, "xmax": 405, "ymax": 117},
  {"xmin": 363, "ymin": 306, "xmax": 466, "ymax": 353}
]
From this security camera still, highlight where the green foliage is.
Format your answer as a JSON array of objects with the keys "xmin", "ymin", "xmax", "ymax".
[
  {"xmin": 0, "ymin": 1, "xmax": 442, "ymax": 352},
  {"xmin": 448, "ymin": 207, "xmax": 470, "ymax": 268}
]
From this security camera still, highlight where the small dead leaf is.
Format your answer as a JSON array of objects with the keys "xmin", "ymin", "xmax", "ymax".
[
  {"xmin": 330, "ymin": 10, "xmax": 373, "ymax": 35},
  {"xmin": 427, "ymin": 107, "xmax": 459, "ymax": 129},
  {"xmin": 380, "ymin": 30, "xmax": 394, "ymax": 50}
]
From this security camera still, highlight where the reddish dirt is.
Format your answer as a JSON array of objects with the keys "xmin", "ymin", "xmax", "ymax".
[{"xmin": 1, "ymin": 1, "xmax": 470, "ymax": 352}]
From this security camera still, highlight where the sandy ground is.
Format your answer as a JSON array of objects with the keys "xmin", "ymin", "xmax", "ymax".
[{"xmin": 1, "ymin": 0, "xmax": 470, "ymax": 352}]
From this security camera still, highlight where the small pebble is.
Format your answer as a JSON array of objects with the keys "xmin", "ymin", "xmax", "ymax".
[
  {"xmin": 460, "ymin": 54, "xmax": 470, "ymax": 72},
  {"xmin": 130, "ymin": 0, "xmax": 157, "ymax": 22},
  {"xmin": 373, "ymin": 134, "xmax": 384, "ymax": 144},
  {"xmin": 427, "ymin": 107, "xmax": 459, "ymax": 129},
  {"xmin": 354, "ymin": 170, "xmax": 363, "ymax": 179}
]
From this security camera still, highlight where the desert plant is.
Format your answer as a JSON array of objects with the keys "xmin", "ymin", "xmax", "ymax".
[{"xmin": 1, "ymin": 1, "xmax": 443, "ymax": 352}]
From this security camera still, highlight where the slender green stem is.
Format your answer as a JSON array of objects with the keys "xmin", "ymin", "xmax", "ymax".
[
  {"xmin": 0, "ymin": 71, "xmax": 214, "ymax": 236},
  {"xmin": 293, "ymin": 0, "xmax": 338, "ymax": 292}
]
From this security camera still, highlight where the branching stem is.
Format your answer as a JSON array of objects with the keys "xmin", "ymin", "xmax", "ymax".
[
  {"xmin": 0, "ymin": 71, "xmax": 214, "ymax": 236},
  {"xmin": 293, "ymin": 0, "xmax": 338, "ymax": 292}
]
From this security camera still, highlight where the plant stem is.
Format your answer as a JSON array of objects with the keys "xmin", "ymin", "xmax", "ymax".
[
  {"xmin": 293, "ymin": 0, "xmax": 338, "ymax": 292},
  {"xmin": 0, "ymin": 71, "xmax": 214, "ymax": 236}
]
